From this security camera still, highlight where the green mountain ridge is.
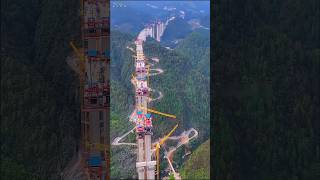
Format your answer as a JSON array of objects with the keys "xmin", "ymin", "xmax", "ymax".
[{"xmin": 161, "ymin": 17, "xmax": 193, "ymax": 47}]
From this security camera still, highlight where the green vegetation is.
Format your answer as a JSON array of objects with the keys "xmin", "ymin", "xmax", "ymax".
[
  {"xmin": 161, "ymin": 17, "xmax": 192, "ymax": 47},
  {"xmin": 110, "ymin": 29, "xmax": 210, "ymax": 178},
  {"xmin": 180, "ymin": 139, "xmax": 210, "ymax": 180},
  {"xmin": 109, "ymin": 31, "xmax": 137, "ymax": 179},
  {"xmin": 169, "ymin": 173, "xmax": 175, "ymax": 180},
  {"xmin": 213, "ymin": 0, "xmax": 320, "ymax": 180},
  {"xmin": 1, "ymin": 0, "xmax": 81, "ymax": 179}
]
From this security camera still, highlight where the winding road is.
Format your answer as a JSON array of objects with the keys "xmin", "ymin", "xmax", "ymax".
[
  {"xmin": 111, "ymin": 127, "xmax": 137, "ymax": 146},
  {"xmin": 112, "ymin": 20, "xmax": 198, "ymax": 180},
  {"xmin": 149, "ymin": 68, "xmax": 164, "ymax": 76},
  {"xmin": 148, "ymin": 88, "xmax": 164, "ymax": 102}
]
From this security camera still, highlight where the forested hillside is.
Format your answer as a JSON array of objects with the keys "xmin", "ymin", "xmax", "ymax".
[
  {"xmin": 109, "ymin": 31, "xmax": 137, "ymax": 179},
  {"xmin": 213, "ymin": 0, "xmax": 320, "ymax": 180},
  {"xmin": 161, "ymin": 17, "xmax": 192, "ymax": 46},
  {"xmin": 110, "ymin": 30, "xmax": 210, "ymax": 179},
  {"xmin": 176, "ymin": 29, "xmax": 210, "ymax": 75},
  {"xmin": 1, "ymin": 0, "xmax": 81, "ymax": 179},
  {"xmin": 180, "ymin": 139, "xmax": 210, "ymax": 179}
]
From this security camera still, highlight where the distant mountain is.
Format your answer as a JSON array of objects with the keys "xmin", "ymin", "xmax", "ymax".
[
  {"xmin": 160, "ymin": 12, "xmax": 209, "ymax": 48},
  {"xmin": 161, "ymin": 17, "xmax": 193, "ymax": 47},
  {"xmin": 115, "ymin": 1, "xmax": 210, "ymax": 18},
  {"xmin": 111, "ymin": 5, "xmax": 152, "ymax": 35},
  {"xmin": 111, "ymin": 1, "xmax": 210, "ymax": 35}
]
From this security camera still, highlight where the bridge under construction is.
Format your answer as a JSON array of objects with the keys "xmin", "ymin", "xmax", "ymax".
[
  {"xmin": 68, "ymin": 0, "xmax": 110, "ymax": 179},
  {"xmin": 132, "ymin": 34, "xmax": 182, "ymax": 180},
  {"xmin": 66, "ymin": 1, "xmax": 197, "ymax": 179},
  {"xmin": 111, "ymin": 20, "xmax": 199, "ymax": 179}
]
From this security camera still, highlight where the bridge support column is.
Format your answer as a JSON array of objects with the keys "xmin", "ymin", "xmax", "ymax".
[
  {"xmin": 136, "ymin": 138, "xmax": 145, "ymax": 179},
  {"xmin": 145, "ymin": 135, "xmax": 155, "ymax": 180}
]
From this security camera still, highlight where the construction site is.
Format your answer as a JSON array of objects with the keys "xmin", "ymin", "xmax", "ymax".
[
  {"xmin": 64, "ymin": 0, "xmax": 110, "ymax": 179},
  {"xmin": 63, "ymin": 1, "xmax": 199, "ymax": 179},
  {"xmin": 111, "ymin": 17, "xmax": 198, "ymax": 180}
]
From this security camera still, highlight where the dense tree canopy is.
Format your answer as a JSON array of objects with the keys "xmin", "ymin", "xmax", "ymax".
[
  {"xmin": 213, "ymin": 0, "xmax": 320, "ymax": 179},
  {"xmin": 1, "ymin": 0, "xmax": 81, "ymax": 179}
]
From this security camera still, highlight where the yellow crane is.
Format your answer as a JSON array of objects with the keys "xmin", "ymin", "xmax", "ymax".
[
  {"xmin": 85, "ymin": 141, "xmax": 109, "ymax": 151},
  {"xmin": 69, "ymin": 41, "xmax": 85, "ymax": 108},
  {"xmin": 69, "ymin": 41, "xmax": 87, "ymax": 149},
  {"xmin": 156, "ymin": 124, "xmax": 179, "ymax": 180},
  {"xmin": 69, "ymin": 41, "xmax": 85, "ymax": 76},
  {"xmin": 138, "ymin": 106, "xmax": 176, "ymax": 119}
]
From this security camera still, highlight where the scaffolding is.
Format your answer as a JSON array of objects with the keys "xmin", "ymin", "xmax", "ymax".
[{"xmin": 80, "ymin": 0, "xmax": 110, "ymax": 179}]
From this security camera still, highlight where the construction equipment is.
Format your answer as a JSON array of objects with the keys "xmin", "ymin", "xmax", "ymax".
[
  {"xmin": 85, "ymin": 142, "xmax": 109, "ymax": 151},
  {"xmin": 81, "ymin": 0, "xmax": 110, "ymax": 179},
  {"xmin": 69, "ymin": 41, "xmax": 85, "ymax": 88},
  {"xmin": 110, "ymin": 20, "xmax": 179, "ymax": 180},
  {"xmin": 156, "ymin": 124, "xmax": 179, "ymax": 180},
  {"xmin": 138, "ymin": 106, "xmax": 176, "ymax": 119}
]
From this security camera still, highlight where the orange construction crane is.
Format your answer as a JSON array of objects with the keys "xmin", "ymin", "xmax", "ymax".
[{"xmin": 155, "ymin": 124, "xmax": 179, "ymax": 180}]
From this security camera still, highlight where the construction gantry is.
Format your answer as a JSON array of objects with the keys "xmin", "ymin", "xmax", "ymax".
[{"xmin": 79, "ymin": 0, "xmax": 110, "ymax": 179}]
